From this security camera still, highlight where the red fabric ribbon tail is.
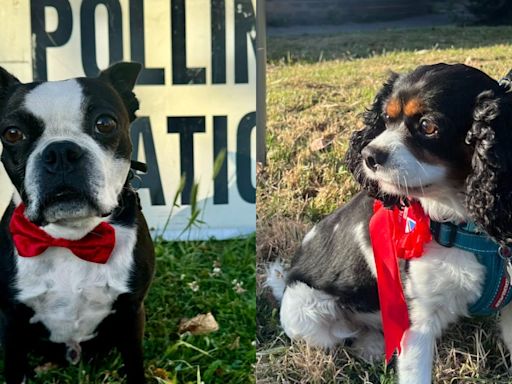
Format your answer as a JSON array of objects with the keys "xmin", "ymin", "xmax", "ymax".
[{"xmin": 370, "ymin": 207, "xmax": 410, "ymax": 363}]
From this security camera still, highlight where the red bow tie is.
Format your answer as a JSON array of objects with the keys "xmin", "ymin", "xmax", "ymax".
[{"xmin": 9, "ymin": 205, "xmax": 116, "ymax": 264}]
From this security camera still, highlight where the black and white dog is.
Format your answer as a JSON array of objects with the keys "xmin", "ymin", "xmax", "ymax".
[
  {"xmin": 267, "ymin": 63, "xmax": 512, "ymax": 383},
  {"xmin": 0, "ymin": 63, "xmax": 155, "ymax": 383}
]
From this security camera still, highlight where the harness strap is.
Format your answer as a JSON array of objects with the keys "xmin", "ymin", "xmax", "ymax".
[{"xmin": 430, "ymin": 221, "xmax": 512, "ymax": 316}]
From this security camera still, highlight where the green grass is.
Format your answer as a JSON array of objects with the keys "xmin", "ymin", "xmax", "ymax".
[
  {"xmin": 3, "ymin": 236, "xmax": 256, "ymax": 383},
  {"xmin": 258, "ymin": 25, "xmax": 512, "ymax": 383}
]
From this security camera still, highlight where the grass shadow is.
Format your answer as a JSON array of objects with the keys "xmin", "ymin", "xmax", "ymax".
[{"xmin": 268, "ymin": 25, "xmax": 512, "ymax": 64}]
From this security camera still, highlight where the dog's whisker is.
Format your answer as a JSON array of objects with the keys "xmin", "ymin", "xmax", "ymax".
[
  {"xmin": 403, "ymin": 175, "xmax": 410, "ymax": 196},
  {"xmin": 415, "ymin": 160, "xmax": 428, "ymax": 176},
  {"xmin": 419, "ymin": 177, "xmax": 425, "ymax": 196}
]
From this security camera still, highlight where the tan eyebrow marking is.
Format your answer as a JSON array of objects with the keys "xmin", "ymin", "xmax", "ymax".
[
  {"xmin": 385, "ymin": 97, "xmax": 401, "ymax": 118},
  {"xmin": 403, "ymin": 97, "xmax": 424, "ymax": 117}
]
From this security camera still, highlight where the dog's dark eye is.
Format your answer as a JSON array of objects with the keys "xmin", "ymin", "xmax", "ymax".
[
  {"xmin": 95, "ymin": 115, "xmax": 117, "ymax": 134},
  {"xmin": 1, "ymin": 127, "xmax": 25, "ymax": 144},
  {"xmin": 420, "ymin": 120, "xmax": 438, "ymax": 136}
]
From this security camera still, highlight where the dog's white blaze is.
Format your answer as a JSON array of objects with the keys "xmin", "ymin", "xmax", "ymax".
[
  {"xmin": 14, "ymin": 224, "xmax": 136, "ymax": 345},
  {"xmin": 24, "ymin": 80, "xmax": 84, "ymax": 135},
  {"xmin": 22, "ymin": 80, "xmax": 130, "ymax": 232},
  {"xmin": 366, "ymin": 129, "xmax": 446, "ymax": 192}
]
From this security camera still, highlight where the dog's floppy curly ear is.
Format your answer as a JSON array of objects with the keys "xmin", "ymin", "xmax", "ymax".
[
  {"xmin": 466, "ymin": 87, "xmax": 512, "ymax": 244},
  {"xmin": 99, "ymin": 62, "xmax": 142, "ymax": 122},
  {"xmin": 344, "ymin": 72, "xmax": 400, "ymax": 207}
]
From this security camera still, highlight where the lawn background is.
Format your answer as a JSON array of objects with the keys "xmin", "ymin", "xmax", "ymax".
[
  {"xmin": 0, "ymin": 236, "xmax": 256, "ymax": 384},
  {"xmin": 257, "ymin": 26, "xmax": 512, "ymax": 383}
]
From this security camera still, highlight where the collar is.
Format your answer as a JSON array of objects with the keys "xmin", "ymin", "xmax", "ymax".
[{"xmin": 430, "ymin": 220, "xmax": 512, "ymax": 316}]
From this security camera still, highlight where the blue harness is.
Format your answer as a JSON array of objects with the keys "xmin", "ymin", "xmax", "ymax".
[{"xmin": 430, "ymin": 221, "xmax": 512, "ymax": 316}]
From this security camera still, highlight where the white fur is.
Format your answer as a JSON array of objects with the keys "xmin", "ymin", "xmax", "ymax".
[
  {"xmin": 499, "ymin": 303, "xmax": 512, "ymax": 370},
  {"xmin": 302, "ymin": 225, "xmax": 317, "ymax": 245},
  {"xmin": 264, "ymin": 260, "xmax": 287, "ymax": 302},
  {"xmin": 398, "ymin": 242, "xmax": 485, "ymax": 383},
  {"xmin": 42, "ymin": 217, "xmax": 104, "ymax": 241},
  {"xmin": 280, "ymin": 281, "xmax": 357, "ymax": 348},
  {"xmin": 419, "ymin": 192, "xmax": 468, "ymax": 224},
  {"xmin": 14, "ymin": 223, "xmax": 136, "ymax": 349},
  {"xmin": 22, "ymin": 80, "xmax": 130, "ymax": 227}
]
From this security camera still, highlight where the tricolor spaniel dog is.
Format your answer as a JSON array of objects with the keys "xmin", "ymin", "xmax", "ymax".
[{"xmin": 267, "ymin": 63, "xmax": 512, "ymax": 383}]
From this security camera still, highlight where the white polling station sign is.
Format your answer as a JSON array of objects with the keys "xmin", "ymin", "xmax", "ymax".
[{"xmin": 0, "ymin": 0, "xmax": 256, "ymax": 240}]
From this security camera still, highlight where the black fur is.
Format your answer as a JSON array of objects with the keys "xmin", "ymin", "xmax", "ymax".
[
  {"xmin": 287, "ymin": 192, "xmax": 379, "ymax": 312},
  {"xmin": 466, "ymin": 88, "xmax": 512, "ymax": 245},
  {"xmin": 98, "ymin": 62, "xmax": 141, "ymax": 122}
]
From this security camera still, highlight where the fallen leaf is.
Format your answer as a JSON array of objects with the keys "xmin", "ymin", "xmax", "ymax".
[
  {"xmin": 179, "ymin": 312, "xmax": 219, "ymax": 335},
  {"xmin": 34, "ymin": 362, "xmax": 58, "ymax": 374},
  {"xmin": 309, "ymin": 134, "xmax": 335, "ymax": 152},
  {"xmin": 153, "ymin": 368, "xmax": 169, "ymax": 379},
  {"xmin": 228, "ymin": 336, "xmax": 240, "ymax": 350}
]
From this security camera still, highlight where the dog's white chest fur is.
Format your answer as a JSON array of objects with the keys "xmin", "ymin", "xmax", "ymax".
[{"xmin": 14, "ymin": 224, "xmax": 137, "ymax": 345}]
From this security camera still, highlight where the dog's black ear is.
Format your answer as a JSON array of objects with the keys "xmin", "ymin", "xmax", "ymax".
[
  {"xmin": 0, "ymin": 67, "xmax": 20, "ymax": 100},
  {"xmin": 99, "ymin": 62, "xmax": 142, "ymax": 122},
  {"xmin": 465, "ymin": 89, "xmax": 512, "ymax": 244},
  {"xmin": 344, "ymin": 72, "xmax": 400, "ymax": 207},
  {"xmin": 0, "ymin": 67, "xmax": 20, "ymax": 88}
]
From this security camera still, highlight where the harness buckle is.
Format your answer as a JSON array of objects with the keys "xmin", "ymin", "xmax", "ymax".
[
  {"xmin": 431, "ymin": 221, "xmax": 458, "ymax": 248},
  {"xmin": 499, "ymin": 245, "xmax": 512, "ymax": 260}
]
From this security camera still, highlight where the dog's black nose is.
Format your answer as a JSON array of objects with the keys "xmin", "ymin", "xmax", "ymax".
[
  {"xmin": 362, "ymin": 146, "xmax": 388, "ymax": 171},
  {"xmin": 42, "ymin": 141, "xmax": 85, "ymax": 174}
]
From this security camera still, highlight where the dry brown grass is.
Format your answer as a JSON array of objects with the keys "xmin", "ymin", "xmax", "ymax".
[{"xmin": 257, "ymin": 25, "xmax": 512, "ymax": 383}]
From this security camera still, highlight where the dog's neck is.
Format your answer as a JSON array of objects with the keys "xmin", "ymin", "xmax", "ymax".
[
  {"xmin": 418, "ymin": 189, "xmax": 468, "ymax": 224},
  {"xmin": 42, "ymin": 217, "xmax": 105, "ymax": 241}
]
